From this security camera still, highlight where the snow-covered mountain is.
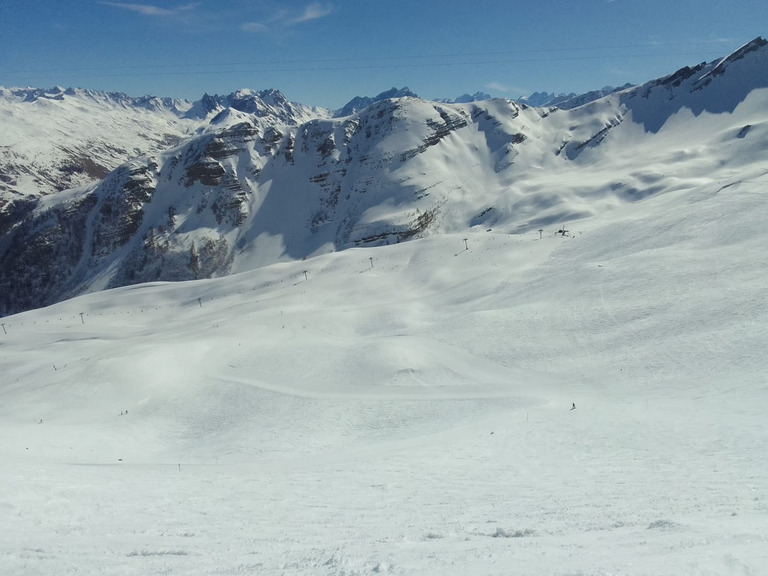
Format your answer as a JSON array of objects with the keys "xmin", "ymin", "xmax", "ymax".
[
  {"xmin": 336, "ymin": 87, "xmax": 494, "ymax": 115},
  {"xmin": 0, "ymin": 86, "xmax": 198, "ymax": 198},
  {"xmin": 1, "ymin": 37, "xmax": 767, "ymax": 316},
  {"xmin": 439, "ymin": 91, "xmax": 493, "ymax": 104},
  {"xmin": 183, "ymin": 87, "xmax": 328, "ymax": 123},
  {"xmin": 2, "ymin": 40, "xmax": 768, "ymax": 576},
  {"xmin": 0, "ymin": 86, "xmax": 325, "ymax": 200}
]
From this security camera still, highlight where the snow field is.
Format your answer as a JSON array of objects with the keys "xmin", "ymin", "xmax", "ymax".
[{"xmin": 1, "ymin": 169, "xmax": 767, "ymax": 574}]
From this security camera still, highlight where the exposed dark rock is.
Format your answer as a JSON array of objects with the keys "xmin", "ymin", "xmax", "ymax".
[
  {"xmin": 657, "ymin": 63, "xmax": 707, "ymax": 90},
  {"xmin": 400, "ymin": 106, "xmax": 469, "ymax": 161},
  {"xmin": 565, "ymin": 116, "xmax": 624, "ymax": 159},
  {"xmin": 354, "ymin": 208, "xmax": 438, "ymax": 246},
  {"xmin": 0, "ymin": 196, "xmax": 37, "ymax": 237},
  {"xmin": 0, "ymin": 193, "xmax": 97, "ymax": 315},
  {"xmin": 318, "ymin": 136, "xmax": 336, "ymax": 157},
  {"xmin": 92, "ymin": 163, "xmax": 156, "ymax": 257},
  {"xmin": 309, "ymin": 173, "xmax": 330, "ymax": 184},
  {"xmin": 185, "ymin": 160, "xmax": 225, "ymax": 187},
  {"xmin": 282, "ymin": 135, "xmax": 295, "ymax": 163},
  {"xmin": 211, "ymin": 183, "xmax": 247, "ymax": 227}
]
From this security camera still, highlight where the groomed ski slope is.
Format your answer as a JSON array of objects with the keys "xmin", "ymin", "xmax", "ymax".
[{"xmin": 1, "ymin": 168, "xmax": 767, "ymax": 575}]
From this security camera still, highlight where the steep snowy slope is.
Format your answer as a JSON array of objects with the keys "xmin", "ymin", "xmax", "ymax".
[{"xmin": 620, "ymin": 37, "xmax": 768, "ymax": 132}]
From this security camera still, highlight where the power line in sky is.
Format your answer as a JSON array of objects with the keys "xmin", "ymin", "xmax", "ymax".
[
  {"xmin": 5, "ymin": 53, "xmax": 728, "ymax": 82},
  {"xmin": 2, "ymin": 39, "xmax": 737, "ymax": 76}
]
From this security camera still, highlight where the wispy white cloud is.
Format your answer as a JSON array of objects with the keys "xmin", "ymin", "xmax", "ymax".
[
  {"xmin": 241, "ymin": 21, "xmax": 268, "ymax": 33},
  {"xmin": 100, "ymin": 2, "xmax": 174, "ymax": 16},
  {"xmin": 240, "ymin": 3, "xmax": 334, "ymax": 34},
  {"xmin": 290, "ymin": 2, "xmax": 334, "ymax": 24},
  {"xmin": 485, "ymin": 81, "xmax": 526, "ymax": 95},
  {"xmin": 102, "ymin": 1, "xmax": 334, "ymax": 33}
]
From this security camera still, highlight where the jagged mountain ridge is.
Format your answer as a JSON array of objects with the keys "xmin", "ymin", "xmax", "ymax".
[
  {"xmin": 0, "ymin": 86, "xmax": 326, "ymax": 201},
  {"xmin": 448, "ymin": 92, "xmax": 494, "ymax": 103},
  {"xmin": 620, "ymin": 37, "xmax": 768, "ymax": 132},
  {"xmin": 333, "ymin": 87, "xmax": 419, "ymax": 117},
  {"xmin": 0, "ymin": 86, "xmax": 198, "ymax": 199},
  {"xmin": 184, "ymin": 88, "xmax": 328, "ymax": 123},
  {"xmin": 519, "ymin": 85, "xmax": 634, "ymax": 109},
  {"xmin": 1, "ymin": 37, "xmax": 767, "ymax": 316},
  {"xmin": 0, "ymin": 81, "xmax": 629, "ymax": 203}
]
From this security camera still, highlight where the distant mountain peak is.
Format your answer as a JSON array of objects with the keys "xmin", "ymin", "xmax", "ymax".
[
  {"xmin": 439, "ymin": 92, "xmax": 492, "ymax": 104},
  {"xmin": 334, "ymin": 87, "xmax": 419, "ymax": 117},
  {"xmin": 0, "ymin": 85, "xmax": 193, "ymax": 115},
  {"xmin": 517, "ymin": 86, "xmax": 633, "ymax": 110},
  {"xmin": 184, "ymin": 88, "xmax": 324, "ymax": 124}
]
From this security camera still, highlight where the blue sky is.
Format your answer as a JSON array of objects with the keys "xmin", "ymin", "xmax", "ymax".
[{"xmin": 1, "ymin": 0, "xmax": 765, "ymax": 108}]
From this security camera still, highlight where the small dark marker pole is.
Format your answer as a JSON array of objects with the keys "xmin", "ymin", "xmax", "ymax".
[
  {"xmin": 538, "ymin": 229, "xmax": 543, "ymax": 239},
  {"xmin": 303, "ymin": 271, "xmax": 308, "ymax": 281},
  {"xmin": 197, "ymin": 297, "xmax": 202, "ymax": 308},
  {"xmin": 79, "ymin": 313, "xmax": 85, "ymax": 324},
  {"xmin": 1, "ymin": 323, "xmax": 5, "ymax": 335},
  {"xmin": 178, "ymin": 463, "xmax": 181, "ymax": 472},
  {"xmin": 369, "ymin": 257, "xmax": 374, "ymax": 268},
  {"xmin": 463, "ymin": 238, "xmax": 468, "ymax": 250}
]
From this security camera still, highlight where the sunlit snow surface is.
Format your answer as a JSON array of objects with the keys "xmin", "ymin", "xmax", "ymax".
[{"xmin": 2, "ymin": 164, "xmax": 767, "ymax": 574}]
